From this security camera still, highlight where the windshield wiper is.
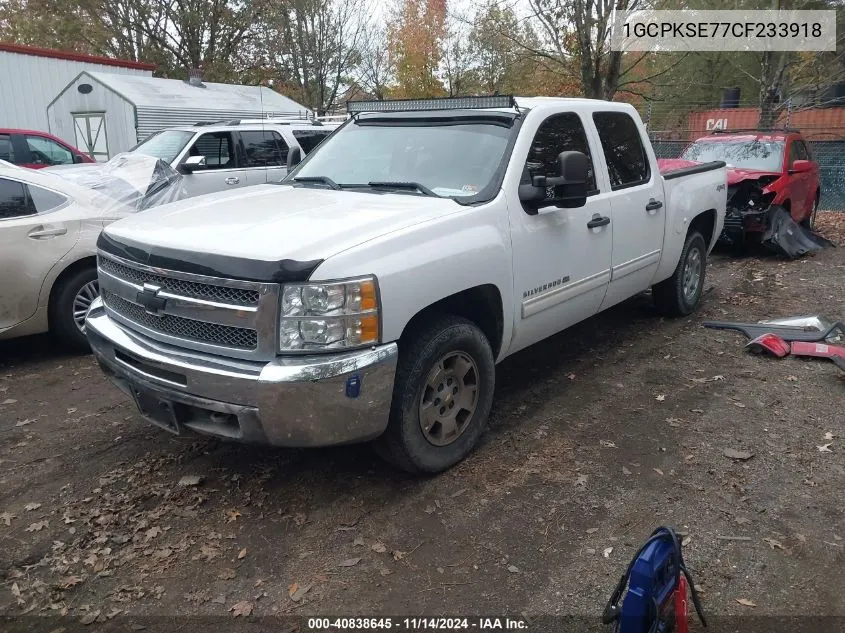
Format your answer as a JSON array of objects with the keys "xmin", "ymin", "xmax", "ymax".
[
  {"xmin": 367, "ymin": 181, "xmax": 440, "ymax": 197},
  {"xmin": 293, "ymin": 176, "xmax": 341, "ymax": 190}
]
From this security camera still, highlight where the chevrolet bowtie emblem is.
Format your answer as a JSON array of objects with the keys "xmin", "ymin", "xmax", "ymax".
[{"xmin": 136, "ymin": 283, "xmax": 167, "ymax": 316}]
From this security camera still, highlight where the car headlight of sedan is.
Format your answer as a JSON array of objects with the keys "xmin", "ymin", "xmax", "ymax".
[{"xmin": 279, "ymin": 276, "xmax": 380, "ymax": 352}]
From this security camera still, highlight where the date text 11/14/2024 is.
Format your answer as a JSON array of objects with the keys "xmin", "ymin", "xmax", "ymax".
[{"xmin": 306, "ymin": 618, "xmax": 530, "ymax": 630}]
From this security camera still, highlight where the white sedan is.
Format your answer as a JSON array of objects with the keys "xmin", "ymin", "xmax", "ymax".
[{"xmin": 0, "ymin": 157, "xmax": 183, "ymax": 350}]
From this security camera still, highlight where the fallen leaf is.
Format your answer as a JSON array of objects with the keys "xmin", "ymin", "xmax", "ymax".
[
  {"xmin": 600, "ymin": 440, "xmax": 617, "ymax": 448},
  {"xmin": 25, "ymin": 520, "xmax": 48, "ymax": 532},
  {"xmin": 15, "ymin": 418, "xmax": 36, "ymax": 427},
  {"xmin": 392, "ymin": 550, "xmax": 406, "ymax": 561},
  {"xmin": 586, "ymin": 527, "xmax": 599, "ymax": 534},
  {"xmin": 1, "ymin": 511, "xmax": 17, "ymax": 525},
  {"xmin": 655, "ymin": 395, "xmax": 665, "ymax": 401},
  {"xmin": 824, "ymin": 432, "xmax": 834, "ymax": 440},
  {"xmin": 682, "ymin": 536, "xmax": 692, "ymax": 547},
  {"xmin": 79, "ymin": 610, "xmax": 100, "ymax": 625},
  {"xmin": 796, "ymin": 533, "xmax": 807, "ymax": 543},
  {"xmin": 24, "ymin": 502, "xmax": 41, "ymax": 512},
  {"xmin": 2, "ymin": 398, "xmax": 17, "ymax": 405},
  {"xmin": 567, "ymin": 373, "xmax": 576, "ymax": 380},
  {"xmin": 763, "ymin": 537, "xmax": 784, "ymax": 550},
  {"xmin": 603, "ymin": 547, "xmax": 614, "ymax": 558},
  {"xmin": 11, "ymin": 583, "xmax": 21, "ymax": 597},
  {"xmin": 817, "ymin": 443, "xmax": 833, "ymax": 453},
  {"xmin": 690, "ymin": 408, "xmax": 704, "ymax": 413},
  {"xmin": 144, "ymin": 526, "xmax": 162, "ymax": 542},
  {"xmin": 59, "ymin": 575, "xmax": 85, "ymax": 589},
  {"xmin": 218, "ymin": 569, "xmax": 237, "ymax": 580},
  {"xmin": 288, "ymin": 582, "xmax": 312, "ymax": 602},
  {"xmin": 787, "ymin": 375, "xmax": 798, "ymax": 382},
  {"xmin": 621, "ymin": 466, "xmax": 632, "ymax": 475},
  {"xmin": 178, "ymin": 475, "xmax": 203, "ymax": 487},
  {"xmin": 152, "ymin": 548, "xmax": 172, "ymax": 560},
  {"xmin": 237, "ymin": 547, "xmax": 247, "ymax": 560},
  {"xmin": 653, "ymin": 468, "xmax": 664, "ymax": 476},
  {"xmin": 575, "ymin": 474, "xmax": 588, "ymax": 487},
  {"xmin": 372, "ymin": 542, "xmax": 387, "ymax": 553},
  {"xmin": 733, "ymin": 402, "xmax": 746, "ymax": 409},
  {"xmin": 225, "ymin": 510, "xmax": 242, "ymax": 524},
  {"xmin": 507, "ymin": 565, "xmax": 519, "ymax": 573},
  {"xmin": 338, "ymin": 557, "xmax": 361, "ymax": 567},
  {"xmin": 353, "ymin": 537, "xmax": 365, "ymax": 547},
  {"xmin": 105, "ymin": 609, "xmax": 122, "ymax": 620},
  {"xmin": 723, "ymin": 448, "xmax": 754, "ymax": 461},
  {"xmin": 229, "ymin": 600, "xmax": 252, "ymax": 617},
  {"xmin": 736, "ymin": 598, "xmax": 757, "ymax": 608}
]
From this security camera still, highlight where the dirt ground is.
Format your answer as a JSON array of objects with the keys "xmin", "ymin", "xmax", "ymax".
[{"xmin": 1, "ymin": 214, "xmax": 844, "ymax": 631}]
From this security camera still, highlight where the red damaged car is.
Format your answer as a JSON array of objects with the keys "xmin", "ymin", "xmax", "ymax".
[{"xmin": 659, "ymin": 130, "xmax": 821, "ymax": 244}]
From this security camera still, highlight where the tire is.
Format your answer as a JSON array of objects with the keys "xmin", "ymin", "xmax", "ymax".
[
  {"xmin": 653, "ymin": 231, "xmax": 707, "ymax": 317},
  {"xmin": 50, "ymin": 266, "xmax": 99, "ymax": 352},
  {"xmin": 375, "ymin": 315, "xmax": 496, "ymax": 474},
  {"xmin": 801, "ymin": 194, "xmax": 820, "ymax": 230}
]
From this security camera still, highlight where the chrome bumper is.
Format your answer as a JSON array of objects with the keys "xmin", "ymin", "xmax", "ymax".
[{"xmin": 85, "ymin": 298, "xmax": 398, "ymax": 447}]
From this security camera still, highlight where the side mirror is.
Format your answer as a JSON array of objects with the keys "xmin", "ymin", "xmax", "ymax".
[
  {"xmin": 519, "ymin": 150, "xmax": 589, "ymax": 214},
  {"xmin": 181, "ymin": 155, "xmax": 206, "ymax": 174},
  {"xmin": 789, "ymin": 159, "xmax": 812, "ymax": 174},
  {"xmin": 287, "ymin": 146, "xmax": 302, "ymax": 170}
]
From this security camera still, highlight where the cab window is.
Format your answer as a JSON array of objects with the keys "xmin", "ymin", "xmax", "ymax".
[
  {"xmin": 522, "ymin": 112, "xmax": 597, "ymax": 196},
  {"xmin": 592, "ymin": 112, "xmax": 650, "ymax": 189},
  {"xmin": 25, "ymin": 136, "xmax": 74, "ymax": 166}
]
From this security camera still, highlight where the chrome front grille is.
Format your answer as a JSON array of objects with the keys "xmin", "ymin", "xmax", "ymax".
[
  {"xmin": 101, "ymin": 290, "xmax": 258, "ymax": 350},
  {"xmin": 99, "ymin": 256, "xmax": 260, "ymax": 306},
  {"xmin": 97, "ymin": 251, "xmax": 279, "ymax": 361}
]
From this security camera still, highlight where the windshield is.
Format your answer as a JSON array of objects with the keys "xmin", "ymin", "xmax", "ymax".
[
  {"xmin": 131, "ymin": 130, "xmax": 195, "ymax": 164},
  {"xmin": 289, "ymin": 118, "xmax": 512, "ymax": 199},
  {"xmin": 681, "ymin": 140, "xmax": 784, "ymax": 171}
]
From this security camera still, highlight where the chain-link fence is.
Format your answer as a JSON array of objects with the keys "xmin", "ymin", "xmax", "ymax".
[{"xmin": 635, "ymin": 101, "xmax": 845, "ymax": 210}]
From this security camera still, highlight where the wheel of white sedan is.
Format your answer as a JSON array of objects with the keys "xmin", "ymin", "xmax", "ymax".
[{"xmin": 50, "ymin": 266, "xmax": 99, "ymax": 351}]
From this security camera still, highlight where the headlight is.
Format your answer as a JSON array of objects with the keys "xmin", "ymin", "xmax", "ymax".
[{"xmin": 278, "ymin": 276, "xmax": 380, "ymax": 352}]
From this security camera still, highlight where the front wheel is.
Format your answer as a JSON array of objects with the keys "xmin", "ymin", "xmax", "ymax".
[
  {"xmin": 653, "ymin": 231, "xmax": 707, "ymax": 317},
  {"xmin": 375, "ymin": 315, "xmax": 495, "ymax": 474},
  {"xmin": 50, "ymin": 267, "xmax": 99, "ymax": 351}
]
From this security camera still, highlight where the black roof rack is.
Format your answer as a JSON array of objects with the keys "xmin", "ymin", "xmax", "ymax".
[
  {"xmin": 710, "ymin": 127, "xmax": 800, "ymax": 134},
  {"xmin": 347, "ymin": 95, "xmax": 517, "ymax": 114}
]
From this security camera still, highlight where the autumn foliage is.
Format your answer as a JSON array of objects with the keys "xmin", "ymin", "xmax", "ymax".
[{"xmin": 387, "ymin": 0, "xmax": 448, "ymax": 98}]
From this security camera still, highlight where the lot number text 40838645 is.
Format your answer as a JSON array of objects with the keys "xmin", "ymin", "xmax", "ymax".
[{"xmin": 306, "ymin": 618, "xmax": 529, "ymax": 630}]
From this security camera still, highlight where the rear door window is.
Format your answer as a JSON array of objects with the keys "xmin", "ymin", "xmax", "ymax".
[
  {"xmin": 240, "ymin": 130, "xmax": 288, "ymax": 167},
  {"xmin": 0, "ymin": 134, "xmax": 14, "ymax": 163},
  {"xmin": 29, "ymin": 185, "xmax": 68, "ymax": 213},
  {"xmin": 0, "ymin": 178, "xmax": 33, "ymax": 219},
  {"xmin": 292, "ymin": 129, "xmax": 332, "ymax": 154},
  {"xmin": 188, "ymin": 132, "xmax": 236, "ymax": 169},
  {"xmin": 592, "ymin": 112, "xmax": 651, "ymax": 189}
]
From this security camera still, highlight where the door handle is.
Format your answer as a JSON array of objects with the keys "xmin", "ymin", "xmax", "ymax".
[
  {"xmin": 587, "ymin": 215, "xmax": 611, "ymax": 229},
  {"xmin": 646, "ymin": 199, "xmax": 663, "ymax": 213},
  {"xmin": 224, "ymin": 176, "xmax": 240, "ymax": 185},
  {"xmin": 28, "ymin": 225, "xmax": 68, "ymax": 239}
]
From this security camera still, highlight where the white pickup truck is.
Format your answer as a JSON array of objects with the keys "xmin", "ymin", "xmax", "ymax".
[{"xmin": 85, "ymin": 96, "xmax": 726, "ymax": 473}]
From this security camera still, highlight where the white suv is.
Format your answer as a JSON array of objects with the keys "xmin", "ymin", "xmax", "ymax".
[{"xmin": 121, "ymin": 118, "xmax": 339, "ymax": 198}]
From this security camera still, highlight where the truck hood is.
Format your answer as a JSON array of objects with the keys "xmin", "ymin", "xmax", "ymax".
[
  {"xmin": 103, "ymin": 184, "xmax": 463, "ymax": 263},
  {"xmin": 658, "ymin": 158, "xmax": 780, "ymax": 186}
]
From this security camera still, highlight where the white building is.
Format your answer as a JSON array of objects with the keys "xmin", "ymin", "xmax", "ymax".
[
  {"xmin": 48, "ymin": 72, "xmax": 313, "ymax": 160},
  {"xmin": 0, "ymin": 42, "xmax": 154, "ymax": 135}
]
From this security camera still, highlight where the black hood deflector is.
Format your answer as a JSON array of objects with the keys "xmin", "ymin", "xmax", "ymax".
[{"xmin": 97, "ymin": 232, "xmax": 323, "ymax": 284}]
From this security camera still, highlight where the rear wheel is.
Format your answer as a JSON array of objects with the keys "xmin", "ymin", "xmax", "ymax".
[
  {"xmin": 375, "ymin": 315, "xmax": 495, "ymax": 474},
  {"xmin": 653, "ymin": 231, "xmax": 707, "ymax": 317},
  {"xmin": 50, "ymin": 267, "xmax": 99, "ymax": 351}
]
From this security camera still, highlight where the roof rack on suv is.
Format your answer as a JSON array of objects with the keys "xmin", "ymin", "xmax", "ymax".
[
  {"xmin": 193, "ymin": 112, "xmax": 320, "ymax": 127},
  {"xmin": 711, "ymin": 127, "xmax": 800, "ymax": 134}
]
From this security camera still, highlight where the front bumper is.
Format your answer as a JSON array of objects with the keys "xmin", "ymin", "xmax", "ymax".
[{"xmin": 85, "ymin": 298, "xmax": 399, "ymax": 447}]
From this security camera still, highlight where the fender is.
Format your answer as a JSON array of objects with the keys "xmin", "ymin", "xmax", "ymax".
[{"xmin": 312, "ymin": 200, "xmax": 514, "ymax": 360}]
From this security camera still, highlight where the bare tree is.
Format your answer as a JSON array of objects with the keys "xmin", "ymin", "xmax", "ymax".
[
  {"xmin": 258, "ymin": 0, "xmax": 366, "ymax": 114},
  {"xmin": 357, "ymin": 23, "xmax": 391, "ymax": 99}
]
